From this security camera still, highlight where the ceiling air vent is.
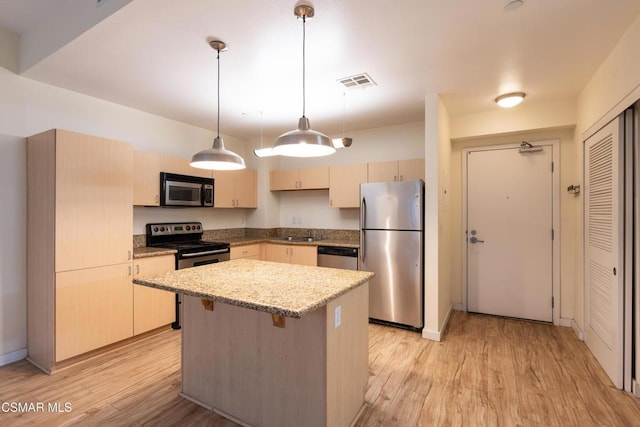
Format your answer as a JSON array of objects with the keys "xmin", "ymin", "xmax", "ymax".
[{"xmin": 338, "ymin": 73, "xmax": 377, "ymax": 89}]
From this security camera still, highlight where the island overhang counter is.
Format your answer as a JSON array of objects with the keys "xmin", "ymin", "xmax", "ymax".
[{"xmin": 134, "ymin": 259, "xmax": 374, "ymax": 427}]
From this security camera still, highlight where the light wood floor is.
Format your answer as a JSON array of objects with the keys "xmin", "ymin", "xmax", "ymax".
[{"xmin": 1, "ymin": 311, "xmax": 640, "ymax": 426}]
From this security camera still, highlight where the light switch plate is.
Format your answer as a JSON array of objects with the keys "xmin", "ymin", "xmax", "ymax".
[{"xmin": 334, "ymin": 305, "xmax": 341, "ymax": 328}]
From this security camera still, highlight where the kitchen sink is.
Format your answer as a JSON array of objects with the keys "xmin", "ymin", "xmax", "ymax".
[{"xmin": 277, "ymin": 236, "xmax": 325, "ymax": 242}]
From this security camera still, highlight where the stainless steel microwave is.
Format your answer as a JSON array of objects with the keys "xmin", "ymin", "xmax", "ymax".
[{"xmin": 160, "ymin": 172, "xmax": 214, "ymax": 207}]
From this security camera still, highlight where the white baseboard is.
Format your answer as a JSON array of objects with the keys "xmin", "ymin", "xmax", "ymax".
[
  {"xmin": 422, "ymin": 303, "xmax": 453, "ymax": 342},
  {"xmin": 634, "ymin": 380, "xmax": 640, "ymax": 398},
  {"xmin": 571, "ymin": 320, "xmax": 585, "ymax": 341},
  {"xmin": 452, "ymin": 302, "xmax": 464, "ymax": 311},
  {"xmin": 559, "ymin": 317, "xmax": 573, "ymax": 328},
  {"xmin": 0, "ymin": 348, "xmax": 27, "ymax": 367}
]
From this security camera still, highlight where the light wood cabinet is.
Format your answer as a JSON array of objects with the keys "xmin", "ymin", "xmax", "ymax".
[
  {"xmin": 270, "ymin": 167, "xmax": 329, "ymax": 190},
  {"xmin": 160, "ymin": 155, "xmax": 212, "ymax": 178},
  {"xmin": 133, "ymin": 150, "xmax": 161, "ymax": 206},
  {"xmin": 212, "ymin": 169, "xmax": 258, "ymax": 208},
  {"xmin": 56, "ymin": 264, "xmax": 133, "ymax": 361},
  {"xmin": 27, "ymin": 129, "xmax": 134, "ymax": 371},
  {"xmin": 368, "ymin": 158, "xmax": 424, "ymax": 183},
  {"xmin": 264, "ymin": 244, "xmax": 317, "ymax": 266},
  {"xmin": 230, "ymin": 244, "xmax": 263, "ymax": 260},
  {"xmin": 329, "ymin": 163, "xmax": 368, "ymax": 208},
  {"xmin": 133, "ymin": 256, "xmax": 175, "ymax": 335}
]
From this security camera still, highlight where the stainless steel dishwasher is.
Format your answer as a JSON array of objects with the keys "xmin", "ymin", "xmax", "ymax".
[{"xmin": 317, "ymin": 246, "xmax": 359, "ymax": 270}]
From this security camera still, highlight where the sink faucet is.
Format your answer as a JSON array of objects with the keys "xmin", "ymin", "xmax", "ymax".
[{"xmin": 307, "ymin": 229, "xmax": 312, "ymax": 238}]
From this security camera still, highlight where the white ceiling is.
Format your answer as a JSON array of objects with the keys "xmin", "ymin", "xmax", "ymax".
[{"xmin": 1, "ymin": 0, "xmax": 640, "ymax": 140}]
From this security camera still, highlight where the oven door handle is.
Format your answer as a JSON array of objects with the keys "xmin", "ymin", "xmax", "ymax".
[{"xmin": 181, "ymin": 249, "xmax": 229, "ymax": 258}]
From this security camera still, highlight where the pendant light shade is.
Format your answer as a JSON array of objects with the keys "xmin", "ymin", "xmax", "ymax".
[
  {"xmin": 191, "ymin": 40, "xmax": 246, "ymax": 170},
  {"xmin": 271, "ymin": 3, "xmax": 335, "ymax": 158}
]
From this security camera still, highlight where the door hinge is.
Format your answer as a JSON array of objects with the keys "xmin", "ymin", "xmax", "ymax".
[
  {"xmin": 552, "ymin": 297, "xmax": 554, "ymax": 308},
  {"xmin": 551, "ymin": 229, "xmax": 554, "ymax": 240},
  {"xmin": 551, "ymin": 162, "xmax": 554, "ymax": 172}
]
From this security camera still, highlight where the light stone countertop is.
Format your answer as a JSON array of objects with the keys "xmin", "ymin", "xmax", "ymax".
[
  {"xmin": 133, "ymin": 258, "xmax": 374, "ymax": 318},
  {"xmin": 133, "ymin": 247, "xmax": 177, "ymax": 259},
  {"xmin": 226, "ymin": 237, "xmax": 359, "ymax": 248}
]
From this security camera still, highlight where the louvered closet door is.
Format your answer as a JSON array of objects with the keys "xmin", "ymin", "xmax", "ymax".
[{"xmin": 584, "ymin": 117, "xmax": 624, "ymax": 389}]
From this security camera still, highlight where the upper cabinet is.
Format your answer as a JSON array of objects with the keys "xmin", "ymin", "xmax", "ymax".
[
  {"xmin": 329, "ymin": 163, "xmax": 368, "ymax": 208},
  {"xmin": 133, "ymin": 150, "xmax": 161, "ymax": 206},
  {"xmin": 49, "ymin": 130, "xmax": 134, "ymax": 271},
  {"xmin": 270, "ymin": 167, "xmax": 329, "ymax": 191},
  {"xmin": 160, "ymin": 155, "xmax": 212, "ymax": 179},
  {"xmin": 212, "ymin": 169, "xmax": 258, "ymax": 208},
  {"xmin": 368, "ymin": 158, "xmax": 424, "ymax": 183}
]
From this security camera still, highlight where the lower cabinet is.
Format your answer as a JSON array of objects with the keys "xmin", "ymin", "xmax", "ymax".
[
  {"xmin": 230, "ymin": 244, "xmax": 263, "ymax": 260},
  {"xmin": 264, "ymin": 244, "xmax": 317, "ymax": 266},
  {"xmin": 133, "ymin": 256, "xmax": 175, "ymax": 335},
  {"xmin": 55, "ymin": 263, "xmax": 133, "ymax": 362}
]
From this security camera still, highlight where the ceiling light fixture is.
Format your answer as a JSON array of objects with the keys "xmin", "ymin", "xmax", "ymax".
[
  {"xmin": 495, "ymin": 92, "xmax": 526, "ymax": 108},
  {"xmin": 331, "ymin": 92, "xmax": 353, "ymax": 149},
  {"xmin": 504, "ymin": 0, "xmax": 524, "ymax": 11},
  {"xmin": 271, "ymin": 3, "xmax": 335, "ymax": 158},
  {"xmin": 191, "ymin": 40, "xmax": 246, "ymax": 170}
]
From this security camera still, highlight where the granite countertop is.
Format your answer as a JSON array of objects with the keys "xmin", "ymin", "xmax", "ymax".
[
  {"xmin": 133, "ymin": 259, "xmax": 374, "ymax": 318},
  {"xmin": 133, "ymin": 247, "xmax": 177, "ymax": 259},
  {"xmin": 226, "ymin": 237, "xmax": 360, "ymax": 248}
]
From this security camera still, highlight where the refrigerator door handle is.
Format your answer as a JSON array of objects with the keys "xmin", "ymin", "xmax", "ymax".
[
  {"xmin": 361, "ymin": 230, "xmax": 366, "ymax": 262},
  {"xmin": 361, "ymin": 197, "xmax": 367, "ymax": 228}
]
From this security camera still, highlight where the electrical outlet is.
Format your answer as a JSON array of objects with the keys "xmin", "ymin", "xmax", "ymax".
[{"xmin": 334, "ymin": 305, "xmax": 341, "ymax": 328}]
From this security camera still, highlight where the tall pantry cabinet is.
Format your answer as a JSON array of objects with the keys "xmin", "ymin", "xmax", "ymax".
[{"xmin": 27, "ymin": 129, "xmax": 133, "ymax": 372}]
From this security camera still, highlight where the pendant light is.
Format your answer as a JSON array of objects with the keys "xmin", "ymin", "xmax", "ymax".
[
  {"xmin": 191, "ymin": 40, "xmax": 246, "ymax": 170},
  {"xmin": 271, "ymin": 3, "xmax": 335, "ymax": 158}
]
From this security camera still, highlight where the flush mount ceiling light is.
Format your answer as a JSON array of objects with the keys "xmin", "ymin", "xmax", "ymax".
[
  {"xmin": 191, "ymin": 40, "xmax": 246, "ymax": 170},
  {"xmin": 504, "ymin": 0, "xmax": 524, "ymax": 11},
  {"xmin": 271, "ymin": 3, "xmax": 335, "ymax": 158},
  {"xmin": 495, "ymin": 92, "xmax": 526, "ymax": 108}
]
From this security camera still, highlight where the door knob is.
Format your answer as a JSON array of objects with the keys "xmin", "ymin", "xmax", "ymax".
[{"xmin": 470, "ymin": 236, "xmax": 485, "ymax": 244}]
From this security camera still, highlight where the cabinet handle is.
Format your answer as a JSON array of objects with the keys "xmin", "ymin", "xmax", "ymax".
[
  {"xmin": 128, "ymin": 250, "xmax": 132, "ymax": 260},
  {"xmin": 128, "ymin": 266, "xmax": 132, "ymax": 276},
  {"xmin": 400, "ymin": 174, "xmax": 404, "ymax": 181},
  {"xmin": 155, "ymin": 194, "xmax": 159, "ymax": 204},
  {"xmin": 136, "ymin": 265, "xmax": 140, "ymax": 275},
  {"xmin": 394, "ymin": 175, "xmax": 398, "ymax": 182}
]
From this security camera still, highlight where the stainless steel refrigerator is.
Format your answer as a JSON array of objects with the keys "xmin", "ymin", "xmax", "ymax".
[{"xmin": 360, "ymin": 180, "xmax": 424, "ymax": 330}]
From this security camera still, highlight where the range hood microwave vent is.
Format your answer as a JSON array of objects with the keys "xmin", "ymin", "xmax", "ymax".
[{"xmin": 338, "ymin": 73, "xmax": 377, "ymax": 89}]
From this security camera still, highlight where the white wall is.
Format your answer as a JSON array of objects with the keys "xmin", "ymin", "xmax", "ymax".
[
  {"xmin": 574, "ymin": 13, "xmax": 640, "ymax": 333},
  {"xmin": 0, "ymin": 134, "xmax": 27, "ymax": 365}
]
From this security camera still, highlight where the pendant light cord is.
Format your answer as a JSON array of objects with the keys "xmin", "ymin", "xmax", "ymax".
[
  {"xmin": 216, "ymin": 48, "xmax": 221, "ymax": 138},
  {"xmin": 302, "ymin": 14, "xmax": 306, "ymax": 118}
]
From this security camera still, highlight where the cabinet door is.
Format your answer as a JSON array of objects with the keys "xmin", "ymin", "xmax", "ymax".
[
  {"xmin": 212, "ymin": 170, "xmax": 236, "ymax": 208},
  {"xmin": 290, "ymin": 245, "xmax": 317, "ymax": 266},
  {"xmin": 56, "ymin": 263, "xmax": 133, "ymax": 361},
  {"xmin": 133, "ymin": 256, "xmax": 175, "ymax": 335},
  {"xmin": 270, "ymin": 169, "xmax": 299, "ymax": 190},
  {"xmin": 368, "ymin": 161, "xmax": 398, "ymax": 183},
  {"xmin": 298, "ymin": 167, "xmax": 329, "ymax": 189},
  {"xmin": 230, "ymin": 244, "xmax": 262, "ymax": 260},
  {"xmin": 55, "ymin": 130, "xmax": 133, "ymax": 272},
  {"xmin": 398, "ymin": 158, "xmax": 425, "ymax": 181},
  {"xmin": 329, "ymin": 163, "xmax": 368, "ymax": 208},
  {"xmin": 264, "ymin": 244, "xmax": 291, "ymax": 263},
  {"xmin": 160, "ymin": 155, "xmax": 212, "ymax": 178},
  {"xmin": 133, "ymin": 150, "xmax": 161, "ymax": 206},
  {"xmin": 235, "ymin": 169, "xmax": 257, "ymax": 208}
]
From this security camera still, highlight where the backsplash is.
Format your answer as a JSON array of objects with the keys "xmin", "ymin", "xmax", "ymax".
[{"xmin": 133, "ymin": 227, "xmax": 358, "ymax": 247}]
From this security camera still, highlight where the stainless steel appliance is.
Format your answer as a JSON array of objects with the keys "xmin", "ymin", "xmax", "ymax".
[
  {"xmin": 317, "ymin": 246, "xmax": 358, "ymax": 271},
  {"xmin": 360, "ymin": 180, "xmax": 424, "ymax": 330},
  {"xmin": 160, "ymin": 172, "xmax": 214, "ymax": 207},
  {"xmin": 146, "ymin": 222, "xmax": 230, "ymax": 328}
]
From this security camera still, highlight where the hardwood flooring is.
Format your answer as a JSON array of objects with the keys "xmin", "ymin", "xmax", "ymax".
[{"xmin": 1, "ymin": 311, "xmax": 639, "ymax": 426}]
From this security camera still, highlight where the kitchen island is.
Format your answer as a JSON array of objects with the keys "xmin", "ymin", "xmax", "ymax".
[{"xmin": 134, "ymin": 259, "xmax": 373, "ymax": 427}]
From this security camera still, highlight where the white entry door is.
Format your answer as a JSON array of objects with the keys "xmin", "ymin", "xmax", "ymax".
[
  {"xmin": 466, "ymin": 143, "xmax": 554, "ymax": 322},
  {"xmin": 584, "ymin": 117, "xmax": 624, "ymax": 390}
]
